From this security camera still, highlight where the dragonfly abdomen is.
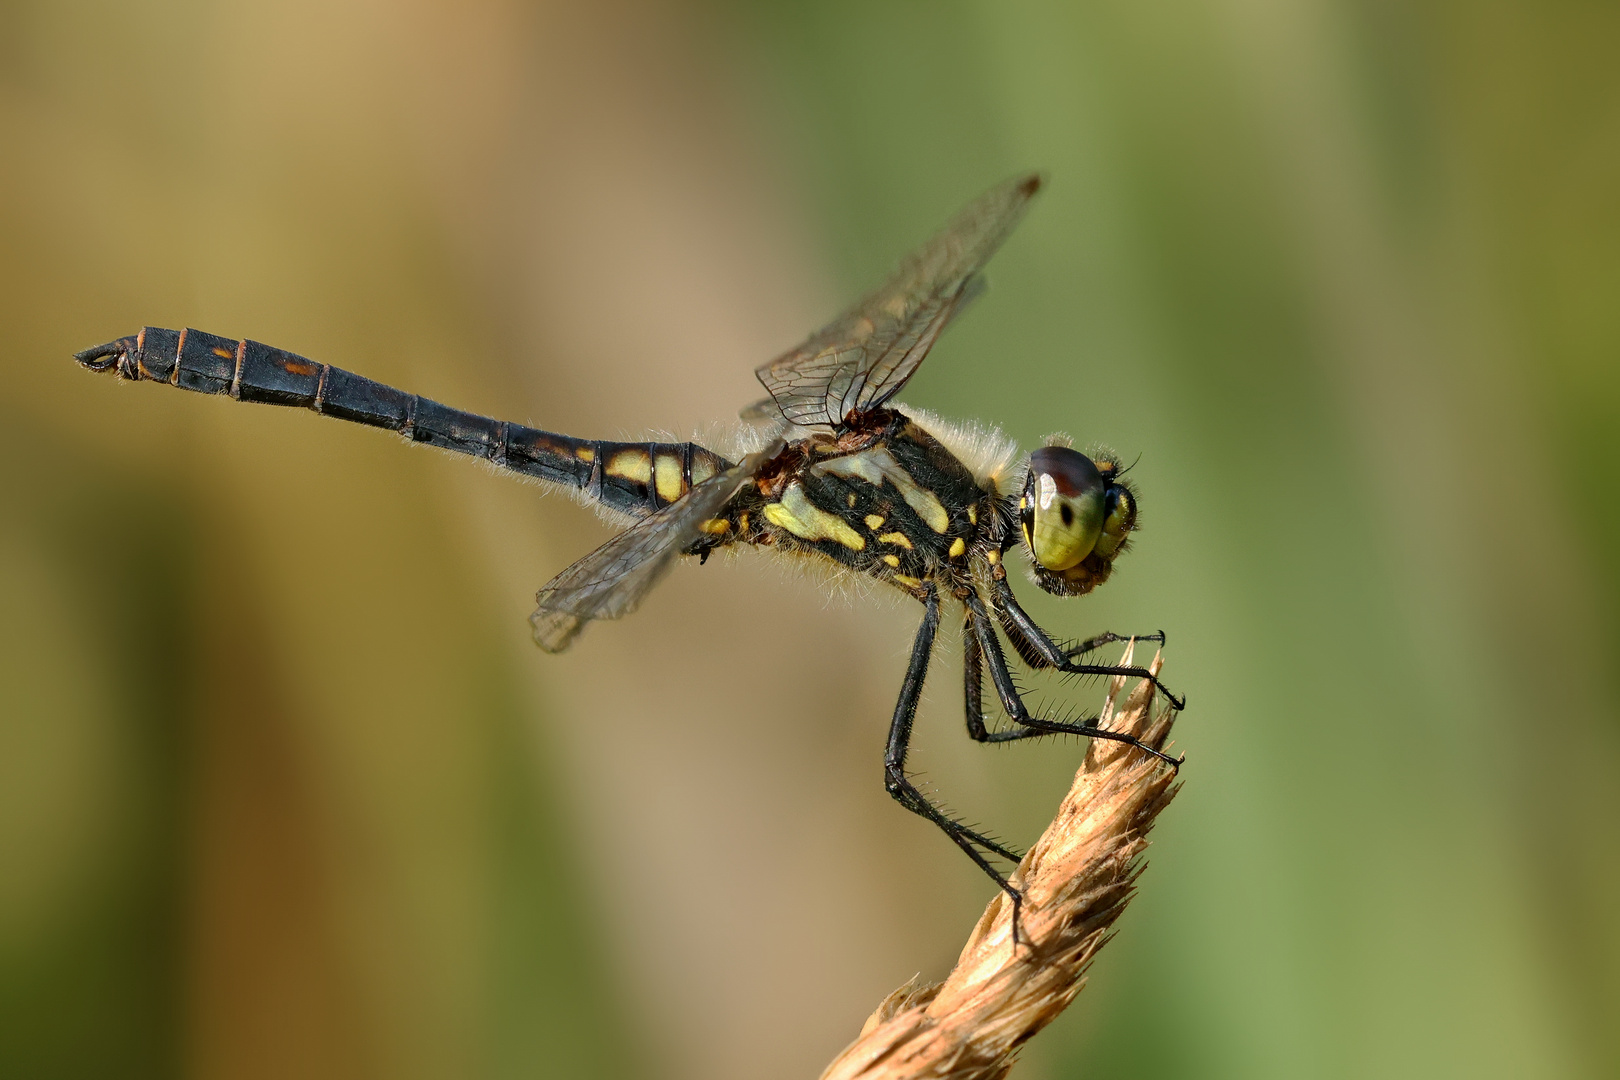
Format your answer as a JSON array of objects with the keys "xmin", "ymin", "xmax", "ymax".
[{"xmin": 74, "ymin": 326, "xmax": 732, "ymax": 517}]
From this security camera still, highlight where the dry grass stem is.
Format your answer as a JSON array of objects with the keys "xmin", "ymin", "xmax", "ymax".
[{"xmin": 820, "ymin": 644, "xmax": 1182, "ymax": 1080}]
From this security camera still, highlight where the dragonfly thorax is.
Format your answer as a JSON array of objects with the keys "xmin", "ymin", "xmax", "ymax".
[{"xmin": 730, "ymin": 410, "xmax": 992, "ymax": 594}]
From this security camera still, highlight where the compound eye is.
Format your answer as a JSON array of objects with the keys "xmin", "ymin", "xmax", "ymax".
[
  {"xmin": 1020, "ymin": 447, "xmax": 1105, "ymax": 571},
  {"xmin": 1092, "ymin": 483, "xmax": 1137, "ymax": 558}
]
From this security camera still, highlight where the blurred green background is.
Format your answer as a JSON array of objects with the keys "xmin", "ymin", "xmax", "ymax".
[{"xmin": 3, "ymin": 1, "xmax": 1617, "ymax": 1077}]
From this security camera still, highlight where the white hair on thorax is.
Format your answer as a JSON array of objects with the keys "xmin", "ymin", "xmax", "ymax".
[
  {"xmin": 696, "ymin": 416, "xmax": 801, "ymax": 463},
  {"xmin": 896, "ymin": 404, "xmax": 1024, "ymax": 496}
]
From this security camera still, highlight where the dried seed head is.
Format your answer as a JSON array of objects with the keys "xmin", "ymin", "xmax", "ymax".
[{"xmin": 821, "ymin": 645, "xmax": 1181, "ymax": 1080}]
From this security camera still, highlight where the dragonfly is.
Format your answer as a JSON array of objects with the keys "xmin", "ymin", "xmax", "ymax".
[{"xmin": 75, "ymin": 173, "xmax": 1183, "ymax": 924}]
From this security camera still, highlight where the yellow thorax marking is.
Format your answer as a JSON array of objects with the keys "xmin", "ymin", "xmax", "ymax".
[
  {"xmin": 892, "ymin": 573, "xmax": 923, "ymax": 589},
  {"xmin": 812, "ymin": 447, "xmax": 950, "ymax": 533},
  {"xmin": 967, "ymin": 505, "xmax": 977, "ymax": 525},
  {"xmin": 762, "ymin": 483, "xmax": 866, "ymax": 550},
  {"xmin": 948, "ymin": 537, "xmax": 966, "ymax": 558},
  {"xmin": 986, "ymin": 549, "xmax": 1000, "ymax": 565},
  {"xmin": 877, "ymin": 532, "xmax": 912, "ymax": 549},
  {"xmin": 607, "ymin": 448, "xmax": 651, "ymax": 484},
  {"xmin": 881, "ymin": 554, "xmax": 901, "ymax": 568},
  {"xmin": 699, "ymin": 518, "xmax": 730, "ymax": 536},
  {"xmin": 654, "ymin": 454, "xmax": 685, "ymax": 503},
  {"xmin": 864, "ymin": 514, "xmax": 885, "ymax": 530}
]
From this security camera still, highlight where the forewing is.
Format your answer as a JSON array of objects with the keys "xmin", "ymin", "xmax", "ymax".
[
  {"xmin": 530, "ymin": 442, "xmax": 781, "ymax": 652},
  {"xmin": 753, "ymin": 173, "xmax": 1041, "ymax": 429}
]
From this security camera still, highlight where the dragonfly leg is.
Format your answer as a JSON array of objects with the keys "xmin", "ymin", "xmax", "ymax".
[
  {"xmin": 966, "ymin": 591, "xmax": 1184, "ymax": 769},
  {"xmin": 1064, "ymin": 629, "xmax": 1166, "ymax": 659},
  {"xmin": 961, "ymin": 615, "xmax": 1045, "ymax": 751},
  {"xmin": 885, "ymin": 585, "xmax": 1028, "ymax": 933},
  {"xmin": 991, "ymin": 577, "xmax": 1185, "ymax": 710}
]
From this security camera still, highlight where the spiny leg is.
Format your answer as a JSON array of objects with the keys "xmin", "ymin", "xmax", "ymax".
[
  {"xmin": 991, "ymin": 576, "xmax": 1185, "ymax": 709},
  {"xmin": 959, "ymin": 596, "xmax": 1177, "ymax": 946},
  {"xmin": 966, "ymin": 590, "xmax": 1184, "ymax": 768},
  {"xmin": 885, "ymin": 585, "xmax": 1026, "ymax": 911},
  {"xmin": 1066, "ymin": 629, "xmax": 1165, "ymax": 659},
  {"xmin": 962, "ymin": 615, "xmax": 1049, "ymax": 751},
  {"xmin": 962, "ymin": 612, "xmax": 1103, "ymax": 749}
]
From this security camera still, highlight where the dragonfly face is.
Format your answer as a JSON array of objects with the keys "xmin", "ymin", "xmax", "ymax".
[
  {"xmin": 1019, "ymin": 445, "xmax": 1139, "ymax": 597},
  {"xmin": 74, "ymin": 172, "xmax": 1183, "ymax": 941}
]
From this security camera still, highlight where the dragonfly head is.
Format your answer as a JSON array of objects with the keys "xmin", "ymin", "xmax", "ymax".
[{"xmin": 1019, "ymin": 445, "xmax": 1138, "ymax": 597}]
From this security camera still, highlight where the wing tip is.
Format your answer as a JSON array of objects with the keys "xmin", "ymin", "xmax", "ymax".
[{"xmin": 530, "ymin": 609, "xmax": 584, "ymax": 653}]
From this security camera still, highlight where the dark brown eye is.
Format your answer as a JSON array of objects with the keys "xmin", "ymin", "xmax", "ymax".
[{"xmin": 1029, "ymin": 447, "xmax": 1102, "ymax": 499}]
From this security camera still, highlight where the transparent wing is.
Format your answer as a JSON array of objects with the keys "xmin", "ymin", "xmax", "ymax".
[
  {"xmin": 530, "ymin": 442, "xmax": 782, "ymax": 653},
  {"xmin": 738, "ymin": 276, "xmax": 992, "ymax": 425},
  {"xmin": 753, "ymin": 174, "xmax": 1041, "ymax": 430}
]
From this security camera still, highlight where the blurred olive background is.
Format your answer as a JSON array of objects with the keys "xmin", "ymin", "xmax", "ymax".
[{"xmin": 3, "ymin": 1, "xmax": 1618, "ymax": 1078}]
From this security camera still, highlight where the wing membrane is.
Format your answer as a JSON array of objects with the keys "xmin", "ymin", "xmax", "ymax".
[
  {"xmin": 753, "ymin": 173, "xmax": 1041, "ymax": 429},
  {"xmin": 530, "ymin": 442, "xmax": 782, "ymax": 652}
]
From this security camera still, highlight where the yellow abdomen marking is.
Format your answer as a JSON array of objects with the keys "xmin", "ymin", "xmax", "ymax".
[
  {"xmin": 607, "ymin": 449, "xmax": 651, "ymax": 484},
  {"xmin": 762, "ymin": 484, "xmax": 866, "ymax": 551},
  {"xmin": 654, "ymin": 454, "xmax": 685, "ymax": 503}
]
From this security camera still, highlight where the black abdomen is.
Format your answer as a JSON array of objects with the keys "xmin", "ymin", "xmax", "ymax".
[{"xmin": 75, "ymin": 326, "xmax": 732, "ymax": 518}]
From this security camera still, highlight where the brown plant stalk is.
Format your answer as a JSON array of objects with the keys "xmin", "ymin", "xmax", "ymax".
[{"xmin": 820, "ymin": 644, "xmax": 1182, "ymax": 1080}]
